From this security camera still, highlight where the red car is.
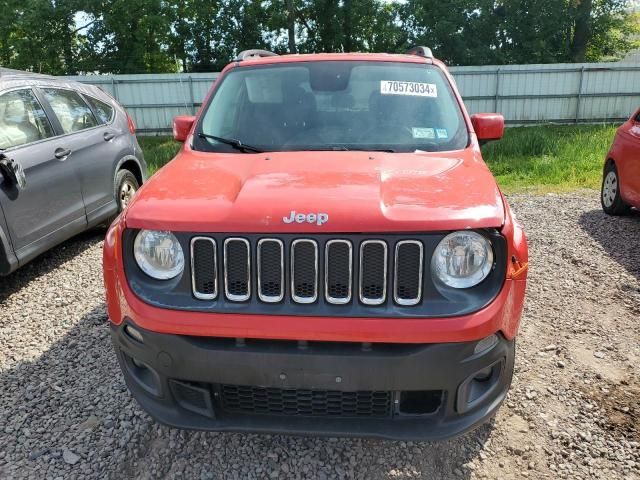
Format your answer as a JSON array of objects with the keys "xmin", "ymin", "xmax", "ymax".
[
  {"xmin": 103, "ymin": 48, "xmax": 528, "ymax": 440},
  {"xmin": 601, "ymin": 108, "xmax": 640, "ymax": 215}
]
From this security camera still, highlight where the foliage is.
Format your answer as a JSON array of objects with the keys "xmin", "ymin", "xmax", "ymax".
[
  {"xmin": 0, "ymin": 0, "xmax": 637, "ymax": 74},
  {"xmin": 403, "ymin": 0, "xmax": 639, "ymax": 65}
]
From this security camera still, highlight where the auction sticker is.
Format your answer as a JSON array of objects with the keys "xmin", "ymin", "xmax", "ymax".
[
  {"xmin": 412, "ymin": 128, "xmax": 435, "ymax": 139},
  {"xmin": 381, "ymin": 80, "xmax": 437, "ymax": 97}
]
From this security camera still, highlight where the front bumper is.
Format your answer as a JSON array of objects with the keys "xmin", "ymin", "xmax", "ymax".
[{"xmin": 112, "ymin": 321, "xmax": 515, "ymax": 441}]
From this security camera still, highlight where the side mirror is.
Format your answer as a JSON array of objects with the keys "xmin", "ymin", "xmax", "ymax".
[
  {"xmin": 0, "ymin": 154, "xmax": 26, "ymax": 190},
  {"xmin": 471, "ymin": 113, "xmax": 504, "ymax": 143},
  {"xmin": 173, "ymin": 115, "xmax": 196, "ymax": 142}
]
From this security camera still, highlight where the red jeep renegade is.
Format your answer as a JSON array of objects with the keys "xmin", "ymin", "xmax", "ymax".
[{"xmin": 103, "ymin": 48, "xmax": 528, "ymax": 440}]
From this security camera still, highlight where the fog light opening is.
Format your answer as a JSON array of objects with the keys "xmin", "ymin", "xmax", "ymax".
[
  {"xmin": 456, "ymin": 359, "xmax": 505, "ymax": 414},
  {"xmin": 124, "ymin": 325, "xmax": 144, "ymax": 343},
  {"xmin": 131, "ymin": 357, "xmax": 147, "ymax": 369},
  {"xmin": 473, "ymin": 366, "xmax": 493, "ymax": 382},
  {"xmin": 121, "ymin": 350, "xmax": 162, "ymax": 397},
  {"xmin": 474, "ymin": 334, "xmax": 498, "ymax": 355}
]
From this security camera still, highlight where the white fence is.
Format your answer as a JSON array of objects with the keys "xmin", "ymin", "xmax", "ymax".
[{"xmin": 69, "ymin": 62, "xmax": 640, "ymax": 134}]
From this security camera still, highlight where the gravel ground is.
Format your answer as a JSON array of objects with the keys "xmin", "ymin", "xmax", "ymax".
[{"xmin": 0, "ymin": 192, "xmax": 638, "ymax": 480}]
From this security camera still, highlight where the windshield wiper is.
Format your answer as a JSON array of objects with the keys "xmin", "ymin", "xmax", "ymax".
[
  {"xmin": 343, "ymin": 147, "xmax": 397, "ymax": 153},
  {"xmin": 293, "ymin": 146, "xmax": 397, "ymax": 153},
  {"xmin": 198, "ymin": 133, "xmax": 263, "ymax": 153}
]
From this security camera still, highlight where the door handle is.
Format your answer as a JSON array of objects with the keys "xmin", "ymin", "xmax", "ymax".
[
  {"xmin": 103, "ymin": 131, "xmax": 115, "ymax": 141},
  {"xmin": 54, "ymin": 148, "xmax": 71, "ymax": 160}
]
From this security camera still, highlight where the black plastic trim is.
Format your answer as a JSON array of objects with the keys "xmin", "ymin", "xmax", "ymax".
[{"xmin": 111, "ymin": 320, "xmax": 515, "ymax": 440}]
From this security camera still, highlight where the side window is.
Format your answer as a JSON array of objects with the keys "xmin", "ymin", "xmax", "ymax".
[
  {"xmin": 0, "ymin": 89, "xmax": 55, "ymax": 150},
  {"xmin": 84, "ymin": 95, "xmax": 114, "ymax": 124},
  {"xmin": 635, "ymin": 111, "xmax": 640, "ymax": 123},
  {"xmin": 40, "ymin": 88, "xmax": 98, "ymax": 134}
]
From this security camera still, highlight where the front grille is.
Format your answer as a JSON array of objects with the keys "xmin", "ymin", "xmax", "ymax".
[
  {"xmin": 190, "ymin": 236, "xmax": 429, "ymax": 306},
  {"xmin": 220, "ymin": 384, "xmax": 392, "ymax": 418}
]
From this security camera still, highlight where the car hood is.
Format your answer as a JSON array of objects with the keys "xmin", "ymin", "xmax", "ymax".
[{"xmin": 125, "ymin": 148, "xmax": 505, "ymax": 233}]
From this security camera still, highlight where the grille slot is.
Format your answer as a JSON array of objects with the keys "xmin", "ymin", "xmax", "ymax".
[
  {"xmin": 220, "ymin": 384, "xmax": 391, "ymax": 418},
  {"xmin": 257, "ymin": 239, "xmax": 284, "ymax": 303},
  {"xmin": 190, "ymin": 237, "xmax": 217, "ymax": 300},
  {"xmin": 394, "ymin": 241, "xmax": 423, "ymax": 305},
  {"xmin": 359, "ymin": 240, "xmax": 388, "ymax": 305},
  {"xmin": 291, "ymin": 239, "xmax": 318, "ymax": 303},
  {"xmin": 224, "ymin": 238, "xmax": 251, "ymax": 301},
  {"xmin": 325, "ymin": 240, "xmax": 352, "ymax": 304}
]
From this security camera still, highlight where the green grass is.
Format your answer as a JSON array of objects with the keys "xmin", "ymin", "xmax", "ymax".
[
  {"xmin": 138, "ymin": 136, "xmax": 181, "ymax": 174},
  {"xmin": 138, "ymin": 124, "xmax": 618, "ymax": 192},
  {"xmin": 482, "ymin": 124, "xmax": 617, "ymax": 193}
]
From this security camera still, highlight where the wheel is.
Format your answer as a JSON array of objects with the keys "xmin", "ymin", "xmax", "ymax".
[
  {"xmin": 601, "ymin": 162, "xmax": 630, "ymax": 216},
  {"xmin": 115, "ymin": 169, "xmax": 140, "ymax": 212}
]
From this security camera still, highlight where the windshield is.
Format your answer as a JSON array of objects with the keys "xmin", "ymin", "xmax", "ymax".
[{"xmin": 196, "ymin": 61, "xmax": 468, "ymax": 153}]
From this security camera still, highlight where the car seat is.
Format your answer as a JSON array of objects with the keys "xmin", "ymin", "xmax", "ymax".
[{"xmin": 0, "ymin": 97, "xmax": 40, "ymax": 149}]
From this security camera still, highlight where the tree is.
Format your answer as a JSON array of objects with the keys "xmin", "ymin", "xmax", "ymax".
[
  {"xmin": 0, "ymin": 0, "xmax": 637, "ymax": 74},
  {"xmin": 572, "ymin": 0, "xmax": 594, "ymax": 61},
  {"xmin": 402, "ymin": 0, "xmax": 638, "ymax": 65},
  {"xmin": 0, "ymin": 0, "xmax": 87, "ymax": 74},
  {"xmin": 286, "ymin": 0, "xmax": 297, "ymax": 53},
  {"xmin": 80, "ymin": 0, "xmax": 176, "ymax": 74}
]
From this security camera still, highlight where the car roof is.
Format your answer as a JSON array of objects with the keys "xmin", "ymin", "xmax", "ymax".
[
  {"xmin": 228, "ymin": 52, "xmax": 448, "ymax": 70},
  {"xmin": 0, "ymin": 67, "xmax": 58, "ymax": 81},
  {"xmin": 0, "ymin": 67, "xmax": 110, "ymax": 102}
]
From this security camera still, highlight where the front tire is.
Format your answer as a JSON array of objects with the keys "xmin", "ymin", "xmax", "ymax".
[
  {"xmin": 601, "ymin": 163, "xmax": 630, "ymax": 216},
  {"xmin": 115, "ymin": 169, "xmax": 140, "ymax": 212}
]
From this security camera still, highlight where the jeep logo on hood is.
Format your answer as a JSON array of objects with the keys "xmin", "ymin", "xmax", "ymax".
[{"xmin": 283, "ymin": 210, "xmax": 329, "ymax": 226}]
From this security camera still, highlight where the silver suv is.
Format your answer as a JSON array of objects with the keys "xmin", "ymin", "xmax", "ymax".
[{"xmin": 0, "ymin": 68, "xmax": 146, "ymax": 275}]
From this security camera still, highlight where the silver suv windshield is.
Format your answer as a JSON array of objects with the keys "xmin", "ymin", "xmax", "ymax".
[{"xmin": 196, "ymin": 61, "xmax": 469, "ymax": 153}]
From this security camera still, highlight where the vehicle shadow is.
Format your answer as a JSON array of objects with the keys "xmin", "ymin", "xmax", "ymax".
[
  {"xmin": 0, "ymin": 229, "xmax": 104, "ymax": 304},
  {"xmin": 579, "ymin": 208, "xmax": 640, "ymax": 282},
  {"xmin": 0, "ymin": 303, "xmax": 493, "ymax": 480}
]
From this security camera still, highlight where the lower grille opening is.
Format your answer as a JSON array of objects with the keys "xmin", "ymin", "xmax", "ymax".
[
  {"xmin": 220, "ymin": 384, "xmax": 392, "ymax": 418},
  {"xmin": 398, "ymin": 390, "xmax": 443, "ymax": 415}
]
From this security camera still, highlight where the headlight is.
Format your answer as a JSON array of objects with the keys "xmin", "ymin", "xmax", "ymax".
[
  {"xmin": 134, "ymin": 230, "xmax": 184, "ymax": 280},
  {"xmin": 431, "ymin": 231, "xmax": 494, "ymax": 289}
]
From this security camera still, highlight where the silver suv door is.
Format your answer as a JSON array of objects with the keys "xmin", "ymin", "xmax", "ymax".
[
  {"xmin": 0, "ymin": 87, "xmax": 86, "ymax": 258},
  {"xmin": 38, "ymin": 87, "xmax": 122, "ymax": 221}
]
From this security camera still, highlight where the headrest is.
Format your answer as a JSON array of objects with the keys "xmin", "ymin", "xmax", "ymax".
[{"xmin": 1, "ymin": 98, "xmax": 26, "ymax": 122}]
